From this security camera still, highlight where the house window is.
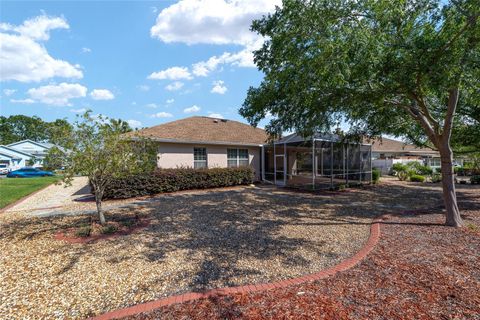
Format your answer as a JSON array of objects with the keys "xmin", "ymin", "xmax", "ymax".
[
  {"xmin": 194, "ymin": 147, "xmax": 207, "ymax": 169},
  {"xmin": 227, "ymin": 148, "xmax": 249, "ymax": 167}
]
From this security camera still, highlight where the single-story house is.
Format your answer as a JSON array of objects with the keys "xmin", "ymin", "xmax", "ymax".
[
  {"xmin": 134, "ymin": 116, "xmax": 268, "ymax": 180},
  {"xmin": 368, "ymin": 137, "xmax": 462, "ymax": 174},
  {"xmin": 0, "ymin": 139, "xmax": 58, "ymax": 171},
  {"xmin": 134, "ymin": 116, "xmax": 373, "ymax": 189}
]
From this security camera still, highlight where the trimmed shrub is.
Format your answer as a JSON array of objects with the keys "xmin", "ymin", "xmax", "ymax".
[
  {"xmin": 372, "ymin": 168, "xmax": 381, "ymax": 184},
  {"xmin": 102, "ymin": 167, "xmax": 255, "ymax": 199},
  {"xmin": 410, "ymin": 174, "xmax": 425, "ymax": 182}
]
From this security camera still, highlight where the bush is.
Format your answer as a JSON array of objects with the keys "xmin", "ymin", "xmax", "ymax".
[
  {"xmin": 407, "ymin": 161, "xmax": 433, "ymax": 176},
  {"xmin": 75, "ymin": 225, "xmax": 92, "ymax": 237},
  {"xmin": 431, "ymin": 173, "xmax": 442, "ymax": 183},
  {"xmin": 410, "ymin": 174, "xmax": 425, "ymax": 182},
  {"xmin": 471, "ymin": 175, "xmax": 480, "ymax": 184},
  {"xmin": 397, "ymin": 170, "xmax": 409, "ymax": 181},
  {"xmin": 101, "ymin": 224, "xmax": 118, "ymax": 234},
  {"xmin": 101, "ymin": 167, "xmax": 255, "ymax": 199},
  {"xmin": 372, "ymin": 168, "xmax": 381, "ymax": 184},
  {"xmin": 454, "ymin": 166, "xmax": 464, "ymax": 175},
  {"xmin": 392, "ymin": 163, "xmax": 408, "ymax": 173}
]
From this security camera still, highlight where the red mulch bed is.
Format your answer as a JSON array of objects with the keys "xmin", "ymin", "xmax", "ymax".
[
  {"xmin": 55, "ymin": 218, "xmax": 150, "ymax": 244},
  {"xmin": 124, "ymin": 206, "xmax": 480, "ymax": 319}
]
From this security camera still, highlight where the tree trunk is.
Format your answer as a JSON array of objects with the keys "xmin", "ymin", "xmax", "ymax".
[
  {"xmin": 95, "ymin": 191, "xmax": 106, "ymax": 225},
  {"xmin": 438, "ymin": 144, "xmax": 463, "ymax": 227}
]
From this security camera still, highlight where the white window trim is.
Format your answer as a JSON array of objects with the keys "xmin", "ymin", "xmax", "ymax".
[
  {"xmin": 227, "ymin": 148, "xmax": 249, "ymax": 168},
  {"xmin": 194, "ymin": 147, "xmax": 207, "ymax": 169}
]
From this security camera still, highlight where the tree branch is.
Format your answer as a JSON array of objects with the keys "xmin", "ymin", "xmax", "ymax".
[{"xmin": 442, "ymin": 88, "xmax": 459, "ymax": 143}]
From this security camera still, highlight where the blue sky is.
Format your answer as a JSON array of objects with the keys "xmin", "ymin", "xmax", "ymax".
[{"xmin": 0, "ymin": 0, "xmax": 281, "ymax": 129}]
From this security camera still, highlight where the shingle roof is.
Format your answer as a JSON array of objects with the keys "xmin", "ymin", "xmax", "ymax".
[
  {"xmin": 133, "ymin": 116, "xmax": 268, "ymax": 146},
  {"xmin": 367, "ymin": 137, "xmax": 438, "ymax": 155}
]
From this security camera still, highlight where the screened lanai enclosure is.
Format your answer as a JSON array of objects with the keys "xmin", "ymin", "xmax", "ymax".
[{"xmin": 262, "ymin": 133, "xmax": 372, "ymax": 190}]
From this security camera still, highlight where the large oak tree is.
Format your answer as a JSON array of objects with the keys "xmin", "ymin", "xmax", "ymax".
[{"xmin": 240, "ymin": 0, "xmax": 479, "ymax": 227}]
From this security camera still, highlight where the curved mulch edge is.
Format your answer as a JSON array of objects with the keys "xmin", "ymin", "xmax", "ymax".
[
  {"xmin": 54, "ymin": 219, "xmax": 151, "ymax": 244},
  {"xmin": 89, "ymin": 217, "xmax": 384, "ymax": 320}
]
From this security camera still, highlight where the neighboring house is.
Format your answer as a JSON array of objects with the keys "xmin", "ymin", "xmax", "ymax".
[
  {"xmin": 0, "ymin": 139, "xmax": 58, "ymax": 171},
  {"xmin": 133, "ymin": 116, "xmax": 268, "ymax": 180},
  {"xmin": 368, "ymin": 137, "xmax": 462, "ymax": 174}
]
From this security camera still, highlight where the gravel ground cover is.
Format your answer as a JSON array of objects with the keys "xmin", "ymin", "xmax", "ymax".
[
  {"xmin": 0, "ymin": 179, "xmax": 466, "ymax": 319},
  {"xmin": 124, "ymin": 184, "xmax": 480, "ymax": 320}
]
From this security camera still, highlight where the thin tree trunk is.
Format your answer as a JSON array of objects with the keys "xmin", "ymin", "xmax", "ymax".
[
  {"xmin": 439, "ymin": 144, "xmax": 463, "ymax": 227},
  {"xmin": 95, "ymin": 190, "xmax": 106, "ymax": 225}
]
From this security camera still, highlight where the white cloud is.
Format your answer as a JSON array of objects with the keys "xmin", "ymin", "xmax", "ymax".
[
  {"xmin": 150, "ymin": 0, "xmax": 278, "ymax": 78},
  {"xmin": 150, "ymin": 0, "xmax": 280, "ymax": 46},
  {"xmin": 90, "ymin": 89, "xmax": 114, "ymax": 100},
  {"xmin": 192, "ymin": 41, "xmax": 259, "ymax": 77},
  {"xmin": 127, "ymin": 119, "xmax": 142, "ymax": 128},
  {"xmin": 150, "ymin": 112, "xmax": 173, "ymax": 118},
  {"xmin": 70, "ymin": 108, "xmax": 87, "ymax": 113},
  {"xmin": 3, "ymin": 89, "xmax": 16, "ymax": 96},
  {"xmin": 165, "ymin": 81, "xmax": 184, "ymax": 91},
  {"xmin": 208, "ymin": 113, "xmax": 224, "ymax": 119},
  {"xmin": 183, "ymin": 105, "xmax": 201, "ymax": 113},
  {"xmin": 211, "ymin": 80, "xmax": 227, "ymax": 94},
  {"xmin": 0, "ymin": 15, "xmax": 69, "ymax": 41},
  {"xmin": 145, "ymin": 103, "xmax": 158, "ymax": 108},
  {"xmin": 81, "ymin": 47, "xmax": 91, "ymax": 53},
  {"xmin": 137, "ymin": 85, "xmax": 150, "ymax": 91},
  {"xmin": 148, "ymin": 66, "xmax": 192, "ymax": 80},
  {"xmin": 0, "ymin": 15, "xmax": 83, "ymax": 83},
  {"xmin": 166, "ymin": 98, "xmax": 174, "ymax": 104},
  {"xmin": 10, "ymin": 98, "xmax": 35, "ymax": 104},
  {"xmin": 27, "ymin": 82, "xmax": 87, "ymax": 106}
]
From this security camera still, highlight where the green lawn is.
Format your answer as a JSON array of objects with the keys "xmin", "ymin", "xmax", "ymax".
[{"xmin": 0, "ymin": 176, "xmax": 61, "ymax": 209}]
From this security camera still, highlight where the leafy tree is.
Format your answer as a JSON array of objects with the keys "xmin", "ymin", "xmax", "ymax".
[
  {"xmin": 241, "ymin": 0, "xmax": 479, "ymax": 227},
  {"xmin": 0, "ymin": 115, "xmax": 48, "ymax": 144},
  {"xmin": 108, "ymin": 118, "xmax": 133, "ymax": 133},
  {"xmin": 46, "ymin": 119, "xmax": 73, "ymax": 146},
  {"xmin": 0, "ymin": 115, "xmax": 74, "ymax": 146},
  {"xmin": 54, "ymin": 111, "xmax": 156, "ymax": 225}
]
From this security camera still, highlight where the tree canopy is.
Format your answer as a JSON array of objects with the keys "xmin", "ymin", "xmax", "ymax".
[
  {"xmin": 241, "ymin": 0, "xmax": 479, "ymax": 146},
  {"xmin": 0, "ymin": 115, "xmax": 134, "ymax": 146},
  {"xmin": 52, "ymin": 111, "xmax": 155, "ymax": 224},
  {"xmin": 241, "ymin": 0, "xmax": 479, "ymax": 227}
]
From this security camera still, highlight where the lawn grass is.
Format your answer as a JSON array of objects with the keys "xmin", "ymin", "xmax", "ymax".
[{"xmin": 0, "ymin": 176, "xmax": 61, "ymax": 209}]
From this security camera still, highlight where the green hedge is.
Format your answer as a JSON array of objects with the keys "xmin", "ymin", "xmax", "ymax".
[
  {"xmin": 101, "ymin": 167, "xmax": 255, "ymax": 199},
  {"xmin": 410, "ymin": 174, "xmax": 426, "ymax": 182}
]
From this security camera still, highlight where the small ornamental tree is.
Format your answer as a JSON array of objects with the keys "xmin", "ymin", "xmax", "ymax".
[
  {"xmin": 240, "ymin": 0, "xmax": 479, "ymax": 227},
  {"xmin": 55, "ymin": 111, "xmax": 156, "ymax": 225}
]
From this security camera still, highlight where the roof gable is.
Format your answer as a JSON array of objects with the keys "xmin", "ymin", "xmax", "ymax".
[
  {"xmin": 134, "ymin": 116, "xmax": 268, "ymax": 146},
  {"xmin": 0, "ymin": 150, "xmax": 22, "ymax": 159},
  {"xmin": 7, "ymin": 139, "xmax": 51, "ymax": 150},
  {"xmin": 0, "ymin": 145, "xmax": 33, "ymax": 157}
]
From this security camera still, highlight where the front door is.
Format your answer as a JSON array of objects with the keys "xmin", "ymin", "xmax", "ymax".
[{"xmin": 275, "ymin": 155, "xmax": 286, "ymax": 186}]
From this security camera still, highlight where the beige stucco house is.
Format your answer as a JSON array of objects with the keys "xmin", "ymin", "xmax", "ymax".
[{"xmin": 134, "ymin": 116, "xmax": 268, "ymax": 179}]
